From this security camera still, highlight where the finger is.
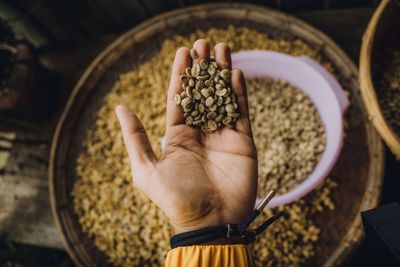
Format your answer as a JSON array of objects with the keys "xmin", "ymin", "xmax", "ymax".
[
  {"xmin": 231, "ymin": 69, "xmax": 252, "ymax": 136},
  {"xmin": 116, "ymin": 105, "xmax": 156, "ymax": 181},
  {"xmin": 193, "ymin": 39, "xmax": 210, "ymax": 62},
  {"xmin": 166, "ymin": 47, "xmax": 191, "ymax": 128},
  {"xmin": 214, "ymin": 42, "xmax": 231, "ymax": 70}
]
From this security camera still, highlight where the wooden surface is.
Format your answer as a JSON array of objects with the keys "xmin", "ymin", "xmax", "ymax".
[
  {"xmin": 0, "ymin": 0, "xmax": 376, "ymax": 47},
  {"xmin": 0, "ymin": 6, "xmax": 378, "ymax": 254},
  {"xmin": 0, "ymin": 38, "xmax": 115, "ymax": 249},
  {"xmin": 0, "ymin": 132, "xmax": 63, "ymax": 248}
]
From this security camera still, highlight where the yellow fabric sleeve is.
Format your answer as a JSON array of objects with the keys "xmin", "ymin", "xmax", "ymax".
[{"xmin": 165, "ymin": 244, "xmax": 256, "ymax": 267}]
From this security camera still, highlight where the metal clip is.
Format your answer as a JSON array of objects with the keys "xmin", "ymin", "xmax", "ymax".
[{"xmin": 226, "ymin": 224, "xmax": 234, "ymax": 238}]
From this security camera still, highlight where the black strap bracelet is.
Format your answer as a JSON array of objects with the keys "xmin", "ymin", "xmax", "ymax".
[
  {"xmin": 170, "ymin": 190, "xmax": 286, "ymax": 248},
  {"xmin": 171, "ymin": 224, "xmax": 259, "ymax": 248},
  {"xmin": 171, "ymin": 225, "xmax": 237, "ymax": 248}
]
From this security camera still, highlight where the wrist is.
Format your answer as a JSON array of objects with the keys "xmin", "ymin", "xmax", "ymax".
[
  {"xmin": 173, "ymin": 223, "xmax": 224, "ymax": 234},
  {"xmin": 172, "ymin": 216, "xmax": 227, "ymax": 234},
  {"xmin": 170, "ymin": 224, "xmax": 249, "ymax": 248}
]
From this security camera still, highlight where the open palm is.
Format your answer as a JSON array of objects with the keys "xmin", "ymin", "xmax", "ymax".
[{"xmin": 116, "ymin": 39, "xmax": 258, "ymax": 233}]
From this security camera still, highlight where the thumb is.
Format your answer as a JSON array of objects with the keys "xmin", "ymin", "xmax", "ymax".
[{"xmin": 115, "ymin": 105, "xmax": 156, "ymax": 186}]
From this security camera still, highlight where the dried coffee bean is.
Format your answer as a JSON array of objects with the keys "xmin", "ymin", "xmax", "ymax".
[
  {"xmin": 201, "ymin": 88, "xmax": 209, "ymax": 98},
  {"xmin": 190, "ymin": 48, "xmax": 197, "ymax": 59},
  {"xmin": 197, "ymin": 74, "xmax": 210, "ymax": 81},
  {"xmin": 191, "ymin": 63, "xmax": 201, "ymax": 77},
  {"xmin": 180, "ymin": 75, "xmax": 187, "ymax": 83},
  {"xmin": 217, "ymin": 96, "xmax": 223, "ymax": 106},
  {"xmin": 181, "ymin": 97, "xmax": 192, "ymax": 107},
  {"xmin": 222, "ymin": 116, "xmax": 232, "ymax": 125},
  {"xmin": 195, "ymin": 80, "xmax": 202, "ymax": 90},
  {"xmin": 209, "ymin": 104, "xmax": 217, "ymax": 112},
  {"xmin": 185, "ymin": 67, "xmax": 191, "ymax": 77},
  {"xmin": 207, "ymin": 112, "xmax": 217, "ymax": 120},
  {"xmin": 205, "ymin": 96, "xmax": 214, "ymax": 107},
  {"xmin": 199, "ymin": 103, "xmax": 205, "ymax": 113},
  {"xmin": 185, "ymin": 116, "xmax": 193, "ymax": 125},
  {"xmin": 208, "ymin": 64, "xmax": 216, "ymax": 75},
  {"xmin": 215, "ymin": 114, "xmax": 224, "ymax": 122},
  {"xmin": 174, "ymin": 94, "xmax": 181, "ymax": 105},
  {"xmin": 199, "ymin": 59, "xmax": 208, "ymax": 69},
  {"xmin": 225, "ymin": 104, "xmax": 235, "ymax": 114},
  {"xmin": 193, "ymin": 90, "xmax": 201, "ymax": 100}
]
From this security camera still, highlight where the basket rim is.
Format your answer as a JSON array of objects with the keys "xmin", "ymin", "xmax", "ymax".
[
  {"xmin": 359, "ymin": 0, "xmax": 400, "ymax": 158},
  {"xmin": 49, "ymin": 3, "xmax": 385, "ymax": 267}
]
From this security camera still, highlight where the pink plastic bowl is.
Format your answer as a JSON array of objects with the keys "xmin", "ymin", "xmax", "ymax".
[{"xmin": 231, "ymin": 50, "xmax": 349, "ymax": 209}]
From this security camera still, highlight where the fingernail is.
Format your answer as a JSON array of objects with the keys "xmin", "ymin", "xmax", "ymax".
[{"xmin": 115, "ymin": 105, "xmax": 128, "ymax": 119}]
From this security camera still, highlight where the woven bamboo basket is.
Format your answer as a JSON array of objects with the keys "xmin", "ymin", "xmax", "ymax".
[
  {"xmin": 359, "ymin": 0, "xmax": 400, "ymax": 158},
  {"xmin": 49, "ymin": 4, "xmax": 384, "ymax": 267}
]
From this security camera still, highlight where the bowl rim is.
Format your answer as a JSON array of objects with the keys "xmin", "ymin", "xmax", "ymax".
[{"xmin": 231, "ymin": 50, "xmax": 346, "ymax": 208}]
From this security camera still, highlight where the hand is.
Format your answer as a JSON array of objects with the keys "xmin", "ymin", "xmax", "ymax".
[{"xmin": 116, "ymin": 39, "xmax": 257, "ymax": 233}]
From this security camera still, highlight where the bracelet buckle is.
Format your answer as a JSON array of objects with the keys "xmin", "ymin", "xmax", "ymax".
[{"xmin": 225, "ymin": 223, "xmax": 239, "ymax": 238}]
